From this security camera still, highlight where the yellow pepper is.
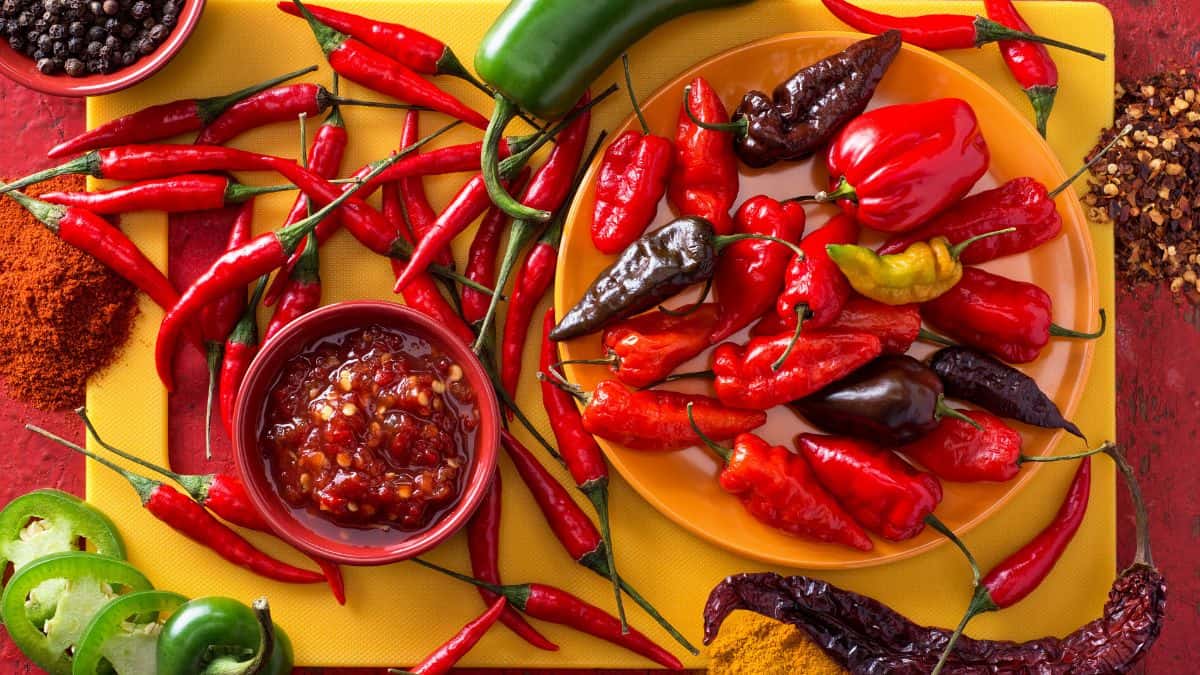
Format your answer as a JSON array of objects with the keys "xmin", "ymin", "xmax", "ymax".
[{"xmin": 825, "ymin": 228, "xmax": 1015, "ymax": 305}]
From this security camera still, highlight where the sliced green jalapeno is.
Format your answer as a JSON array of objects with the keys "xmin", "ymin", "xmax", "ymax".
[{"xmin": 73, "ymin": 590, "xmax": 187, "ymax": 675}]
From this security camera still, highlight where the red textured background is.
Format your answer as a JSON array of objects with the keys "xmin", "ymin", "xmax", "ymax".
[{"xmin": 0, "ymin": 1, "xmax": 1196, "ymax": 672}]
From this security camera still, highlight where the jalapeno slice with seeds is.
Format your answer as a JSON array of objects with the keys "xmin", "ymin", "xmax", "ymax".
[
  {"xmin": 72, "ymin": 589, "xmax": 187, "ymax": 675},
  {"xmin": 1, "ymin": 552, "xmax": 153, "ymax": 675},
  {"xmin": 157, "ymin": 596, "xmax": 293, "ymax": 675}
]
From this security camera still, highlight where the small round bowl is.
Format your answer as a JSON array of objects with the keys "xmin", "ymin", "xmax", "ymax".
[
  {"xmin": 232, "ymin": 300, "xmax": 500, "ymax": 566},
  {"xmin": 0, "ymin": 0, "xmax": 206, "ymax": 97}
]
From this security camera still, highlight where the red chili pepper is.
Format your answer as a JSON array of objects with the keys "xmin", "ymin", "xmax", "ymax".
[
  {"xmin": 566, "ymin": 305, "xmax": 719, "ymax": 389},
  {"xmin": 396, "ymin": 597, "xmax": 507, "ymax": 675},
  {"xmin": 413, "ymin": 559, "xmax": 684, "ymax": 670},
  {"xmin": 687, "ymin": 409, "xmax": 873, "ymax": 551},
  {"xmin": 753, "ymin": 297, "xmax": 921, "ymax": 356},
  {"xmin": 901, "ymin": 409, "xmax": 1024, "ymax": 482},
  {"xmin": 794, "ymin": 433, "xmax": 942, "ymax": 541},
  {"xmin": 668, "ymin": 77, "xmax": 739, "ymax": 235},
  {"xmin": 465, "ymin": 473, "xmax": 559, "ymax": 650},
  {"xmin": 391, "ymin": 174, "xmax": 494, "ymax": 293},
  {"xmin": 36, "ymin": 174, "xmax": 292, "ymax": 214},
  {"xmin": 984, "ymin": 0, "xmax": 1057, "ymax": 137},
  {"xmin": 462, "ymin": 171, "xmax": 530, "ymax": 324},
  {"xmin": 921, "ymin": 267, "xmax": 1107, "ymax": 364},
  {"xmin": 498, "ymin": 216, "xmax": 564, "ymax": 398},
  {"xmin": 813, "ymin": 99, "xmax": 990, "ymax": 233},
  {"xmin": 270, "ymin": 159, "xmax": 400, "ymax": 257},
  {"xmin": 352, "ymin": 138, "xmax": 510, "ymax": 199},
  {"xmin": 933, "ymin": 457, "xmax": 1092, "ymax": 673},
  {"xmin": 46, "ymin": 66, "xmax": 317, "ymax": 158},
  {"xmin": 292, "ymin": 0, "xmax": 489, "ymax": 130},
  {"xmin": 711, "ymin": 196, "xmax": 807, "ymax": 342},
  {"xmin": 712, "ymin": 332, "xmax": 883, "ymax": 410},
  {"xmin": 397, "ymin": 111, "xmax": 453, "ymax": 269},
  {"xmin": 220, "ymin": 277, "xmax": 266, "ymax": 434},
  {"xmin": 29, "ymin": 426, "xmax": 324, "ymax": 584},
  {"xmin": 820, "ymin": 0, "xmax": 1107, "ymax": 60},
  {"xmin": 263, "ymin": 235, "xmax": 321, "ymax": 341}
]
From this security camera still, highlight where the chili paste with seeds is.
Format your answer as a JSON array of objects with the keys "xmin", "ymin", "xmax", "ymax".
[{"xmin": 260, "ymin": 325, "xmax": 478, "ymax": 534}]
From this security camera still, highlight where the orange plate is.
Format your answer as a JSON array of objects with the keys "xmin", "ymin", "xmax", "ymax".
[{"xmin": 555, "ymin": 32, "xmax": 1099, "ymax": 569}]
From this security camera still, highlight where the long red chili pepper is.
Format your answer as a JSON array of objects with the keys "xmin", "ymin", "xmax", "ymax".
[
  {"xmin": 393, "ymin": 597, "xmax": 507, "ymax": 675},
  {"xmin": 498, "ymin": 215, "xmax": 564, "ymax": 398},
  {"xmin": 75, "ymin": 409, "xmax": 347, "ymax": 604},
  {"xmin": 292, "ymin": 0, "xmax": 489, "ymax": 130},
  {"xmin": 500, "ymin": 429, "xmax": 698, "ymax": 652},
  {"xmin": 220, "ymin": 277, "xmax": 266, "ymax": 434},
  {"xmin": 983, "ymin": 0, "xmax": 1057, "ymax": 137},
  {"xmin": 391, "ymin": 173, "xmax": 495, "ymax": 294},
  {"xmin": 36, "ymin": 174, "xmax": 293, "ymax": 214},
  {"xmin": 46, "ymin": 66, "xmax": 318, "ymax": 158},
  {"xmin": 1, "ymin": 144, "xmax": 288, "ymax": 195},
  {"xmin": 669, "ymin": 78, "xmax": 739, "ymax": 235},
  {"xmin": 932, "ymin": 457, "xmax": 1093, "ymax": 674},
  {"xmin": 263, "ymin": 234, "xmax": 321, "ymax": 341},
  {"xmin": 28, "ymin": 426, "xmax": 325, "ymax": 584},
  {"xmin": 465, "ymin": 473, "xmax": 559, "ymax": 650},
  {"xmin": 412, "ymin": 559, "xmax": 684, "ymax": 670},
  {"xmin": 397, "ymin": 111, "xmax": 453, "ymax": 269},
  {"xmin": 462, "ymin": 171, "xmax": 529, "ymax": 324},
  {"xmin": 819, "ymin": 0, "xmax": 1107, "ymax": 59}
]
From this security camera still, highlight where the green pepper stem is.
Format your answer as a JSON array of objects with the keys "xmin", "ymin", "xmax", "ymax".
[
  {"xmin": 947, "ymin": 227, "xmax": 1017, "ymax": 260},
  {"xmin": 936, "ymin": 396, "xmax": 983, "ymax": 430},
  {"xmin": 658, "ymin": 276, "xmax": 712, "ymax": 316},
  {"xmin": 535, "ymin": 371, "xmax": 588, "ymax": 404},
  {"xmin": 1048, "ymin": 308, "xmax": 1106, "ymax": 339},
  {"xmin": 225, "ymin": 182, "xmax": 297, "ymax": 204},
  {"xmin": 204, "ymin": 342, "xmax": 221, "ymax": 460},
  {"xmin": 25, "ymin": 424, "xmax": 160, "ymax": 504},
  {"xmin": 1026, "ymin": 85, "xmax": 1057, "ymax": 139},
  {"xmin": 1103, "ymin": 443, "xmax": 1152, "ymax": 567},
  {"xmin": 622, "ymin": 53, "xmax": 651, "ymax": 135},
  {"xmin": 1, "ymin": 151, "xmax": 99, "ymax": 195},
  {"xmin": 787, "ymin": 176, "xmax": 857, "ymax": 204},
  {"xmin": 5, "ymin": 190, "xmax": 66, "ymax": 231},
  {"xmin": 686, "ymin": 402, "xmax": 732, "ymax": 462},
  {"xmin": 930, "ymin": 585, "xmax": 998, "ymax": 675},
  {"xmin": 771, "ymin": 305, "xmax": 807, "ymax": 371},
  {"xmin": 713, "ymin": 232, "xmax": 805, "ymax": 260},
  {"xmin": 639, "ymin": 369, "xmax": 715, "ymax": 390},
  {"xmin": 683, "ymin": 85, "xmax": 747, "ymax": 135},
  {"xmin": 495, "ymin": 84, "xmax": 618, "ymax": 179},
  {"xmin": 1048, "ymin": 125, "xmax": 1132, "ymax": 199},
  {"xmin": 245, "ymin": 598, "xmax": 275, "ymax": 675},
  {"xmin": 74, "ymin": 407, "xmax": 212, "ymax": 499},
  {"xmin": 918, "ymin": 328, "xmax": 957, "ymax": 347},
  {"xmin": 411, "ymin": 558, "xmax": 513, "ymax": 599},
  {"xmin": 555, "ymin": 355, "xmax": 618, "ymax": 369},
  {"xmin": 972, "ymin": 16, "xmax": 1107, "ymax": 60},
  {"xmin": 582, "ymin": 485, "xmax": 627, "ymax": 634},
  {"xmin": 292, "ymin": 0, "xmax": 346, "ymax": 58},
  {"xmin": 1018, "ymin": 443, "xmax": 1110, "ymax": 466},
  {"xmin": 482, "ymin": 95, "xmax": 551, "ymax": 222},
  {"xmin": 197, "ymin": 65, "xmax": 319, "ymax": 123}
]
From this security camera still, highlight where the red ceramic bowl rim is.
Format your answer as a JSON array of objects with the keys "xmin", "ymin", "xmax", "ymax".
[
  {"xmin": 232, "ymin": 300, "xmax": 500, "ymax": 566},
  {"xmin": 0, "ymin": 0, "xmax": 206, "ymax": 97}
]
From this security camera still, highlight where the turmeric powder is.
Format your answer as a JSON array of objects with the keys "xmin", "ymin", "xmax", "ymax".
[{"xmin": 707, "ymin": 609, "xmax": 846, "ymax": 674}]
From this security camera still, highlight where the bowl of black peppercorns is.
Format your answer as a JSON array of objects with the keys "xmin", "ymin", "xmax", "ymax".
[{"xmin": 0, "ymin": 0, "xmax": 203, "ymax": 96}]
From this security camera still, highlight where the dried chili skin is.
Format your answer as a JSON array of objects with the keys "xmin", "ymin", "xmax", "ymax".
[
  {"xmin": 703, "ymin": 566, "xmax": 1164, "ymax": 674},
  {"xmin": 732, "ymin": 31, "xmax": 900, "ymax": 168}
]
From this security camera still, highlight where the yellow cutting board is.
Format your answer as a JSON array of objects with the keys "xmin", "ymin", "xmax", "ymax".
[{"xmin": 85, "ymin": 0, "xmax": 1116, "ymax": 668}]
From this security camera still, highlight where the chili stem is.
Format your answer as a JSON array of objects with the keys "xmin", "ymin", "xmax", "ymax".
[
  {"xmin": 25, "ymin": 424, "xmax": 158, "ymax": 500},
  {"xmin": 616, "ymin": 575, "xmax": 699, "ymax": 655},
  {"xmin": 771, "ymin": 305, "xmax": 806, "ymax": 371},
  {"xmin": 930, "ymin": 586, "xmax": 996, "ymax": 675},
  {"xmin": 411, "ymin": 557, "xmax": 507, "ymax": 596},
  {"xmin": 621, "ymin": 54, "xmax": 650, "ymax": 135},
  {"xmin": 658, "ymin": 276, "xmax": 712, "ymax": 316},
  {"xmin": 713, "ymin": 232, "xmax": 805, "ymax": 260},
  {"xmin": 1047, "ymin": 124, "xmax": 1132, "ymax": 199},
  {"xmin": 204, "ymin": 343, "xmax": 221, "ymax": 461},
  {"xmin": 683, "ymin": 84, "xmax": 747, "ymax": 134},
  {"xmin": 495, "ymin": 84, "xmax": 618, "ymax": 179},
  {"xmin": 788, "ymin": 176, "xmax": 857, "ymax": 204},
  {"xmin": 329, "ymin": 97, "xmax": 430, "ymax": 111},
  {"xmin": 243, "ymin": 598, "xmax": 275, "ymax": 675},
  {"xmin": 75, "ymin": 407, "xmax": 210, "ymax": 497},
  {"xmin": 1018, "ymin": 443, "xmax": 1109, "ymax": 465},
  {"xmin": 918, "ymin": 328, "xmax": 956, "ymax": 347},
  {"xmin": 584, "ymin": 485, "xmax": 627, "ymax": 638},
  {"xmin": 936, "ymin": 396, "xmax": 983, "ymax": 430},
  {"xmin": 972, "ymin": 16, "xmax": 1107, "ymax": 60},
  {"xmin": 923, "ymin": 514, "xmax": 981, "ymax": 586},
  {"xmin": 1103, "ymin": 442, "xmax": 1151, "ymax": 566},
  {"xmin": 947, "ymin": 227, "xmax": 1017, "ymax": 259},
  {"xmin": 555, "ymin": 356, "xmax": 618, "ymax": 369},
  {"xmin": 535, "ymin": 371, "xmax": 588, "ymax": 403},
  {"xmin": 487, "ymin": 362, "xmax": 563, "ymax": 463},
  {"xmin": 1048, "ymin": 308, "xmax": 1106, "ymax": 339},
  {"xmin": 686, "ymin": 402, "xmax": 732, "ymax": 462}
]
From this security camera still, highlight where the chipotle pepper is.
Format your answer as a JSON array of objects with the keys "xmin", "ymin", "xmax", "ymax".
[
  {"xmin": 688, "ymin": 405, "xmax": 872, "ymax": 551},
  {"xmin": 921, "ymin": 267, "xmax": 1107, "ymax": 364},
  {"xmin": 795, "ymin": 433, "xmax": 942, "ymax": 541},
  {"xmin": 668, "ymin": 77, "xmax": 739, "ymax": 234},
  {"xmin": 809, "ymin": 98, "xmax": 990, "ymax": 233}
]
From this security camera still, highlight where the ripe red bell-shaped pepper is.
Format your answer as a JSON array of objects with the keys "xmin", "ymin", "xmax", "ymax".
[
  {"xmin": 710, "ymin": 196, "xmax": 807, "ymax": 342},
  {"xmin": 795, "ymin": 433, "xmax": 942, "ymax": 541},
  {"xmin": 901, "ymin": 409, "xmax": 1024, "ymax": 482},
  {"xmin": 756, "ymin": 297, "xmax": 921, "ymax": 355},
  {"xmin": 583, "ymin": 305, "xmax": 719, "ymax": 388},
  {"xmin": 668, "ymin": 77, "xmax": 740, "ymax": 235},
  {"xmin": 821, "ymin": 98, "xmax": 990, "ymax": 233},
  {"xmin": 712, "ymin": 332, "xmax": 883, "ymax": 410},
  {"xmin": 921, "ymin": 267, "xmax": 1106, "ymax": 364}
]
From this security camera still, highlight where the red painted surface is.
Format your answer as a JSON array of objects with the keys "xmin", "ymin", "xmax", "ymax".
[{"xmin": 0, "ymin": 1, "xmax": 1195, "ymax": 672}]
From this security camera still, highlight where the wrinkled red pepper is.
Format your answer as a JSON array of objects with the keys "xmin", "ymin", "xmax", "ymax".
[
  {"xmin": 668, "ymin": 77, "xmax": 739, "ymax": 235},
  {"xmin": 754, "ymin": 297, "xmax": 921, "ymax": 356},
  {"xmin": 571, "ymin": 305, "xmax": 719, "ymax": 389},
  {"xmin": 712, "ymin": 332, "xmax": 882, "ymax": 410},
  {"xmin": 773, "ymin": 214, "xmax": 860, "ymax": 364},
  {"xmin": 902, "ymin": 409, "xmax": 1024, "ymax": 482}
]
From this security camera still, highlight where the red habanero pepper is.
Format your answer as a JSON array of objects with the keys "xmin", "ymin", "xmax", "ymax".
[
  {"xmin": 220, "ymin": 277, "xmax": 266, "ymax": 434},
  {"xmin": 37, "ymin": 174, "xmax": 292, "ymax": 214},
  {"xmin": 398, "ymin": 111, "xmax": 453, "ymax": 269},
  {"xmin": 712, "ymin": 332, "xmax": 883, "ymax": 410},
  {"xmin": 809, "ymin": 99, "xmax": 990, "ymax": 233},
  {"xmin": 921, "ymin": 267, "xmax": 1107, "ymax": 364},
  {"xmin": 46, "ymin": 66, "xmax": 318, "ymax": 158},
  {"xmin": 497, "ymin": 213, "xmax": 564, "ymax": 398},
  {"xmin": 773, "ymin": 214, "xmax": 859, "ymax": 368},
  {"xmin": 75, "ymin": 409, "xmax": 347, "ymax": 604},
  {"xmin": 754, "ymin": 297, "xmax": 922, "ymax": 355},
  {"xmin": 687, "ymin": 406, "xmax": 873, "ymax": 550},
  {"xmin": 394, "ymin": 598, "xmax": 508, "ymax": 675},
  {"xmin": 264, "ymin": 235, "xmax": 322, "ymax": 341},
  {"xmin": 501, "ymin": 430, "xmax": 696, "ymax": 652},
  {"xmin": 28, "ymin": 426, "xmax": 324, "ymax": 584},
  {"xmin": 933, "ymin": 457, "xmax": 1092, "ymax": 674},
  {"xmin": 2, "ymin": 144, "xmax": 287, "ymax": 195},
  {"xmin": 794, "ymin": 433, "xmax": 943, "ymax": 541},
  {"xmin": 466, "ymin": 474, "xmax": 559, "ymax": 650},
  {"xmin": 412, "ymin": 559, "xmax": 685, "ymax": 670},
  {"xmin": 819, "ymin": 0, "xmax": 1108, "ymax": 58},
  {"xmin": 292, "ymin": 0, "xmax": 489, "ymax": 130},
  {"xmin": 984, "ymin": 0, "xmax": 1058, "ymax": 137},
  {"xmin": 549, "ymin": 377, "xmax": 767, "ymax": 452},
  {"xmin": 710, "ymin": 196, "xmax": 807, "ymax": 342},
  {"xmin": 592, "ymin": 56, "xmax": 675, "ymax": 255},
  {"xmin": 669, "ymin": 77, "xmax": 739, "ymax": 235},
  {"xmin": 462, "ymin": 171, "xmax": 530, "ymax": 324},
  {"xmin": 564, "ymin": 305, "xmax": 719, "ymax": 389}
]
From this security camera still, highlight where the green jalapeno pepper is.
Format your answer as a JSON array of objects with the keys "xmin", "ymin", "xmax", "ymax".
[
  {"xmin": 72, "ymin": 590, "xmax": 187, "ymax": 675},
  {"xmin": 0, "ymin": 489, "xmax": 126, "ymax": 628},
  {"xmin": 157, "ymin": 596, "xmax": 294, "ymax": 675},
  {"xmin": 1, "ymin": 552, "xmax": 153, "ymax": 675}
]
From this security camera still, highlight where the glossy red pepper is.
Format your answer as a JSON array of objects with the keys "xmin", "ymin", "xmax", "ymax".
[
  {"xmin": 46, "ymin": 66, "xmax": 317, "ymax": 158},
  {"xmin": 668, "ymin": 77, "xmax": 739, "ymax": 235},
  {"xmin": 292, "ymin": 0, "xmax": 488, "ymax": 130},
  {"xmin": 465, "ymin": 473, "xmax": 559, "ymax": 650},
  {"xmin": 220, "ymin": 278, "xmax": 266, "ymax": 434},
  {"xmin": 712, "ymin": 332, "xmax": 883, "ymax": 410},
  {"xmin": 710, "ymin": 196, "xmax": 806, "ymax": 342},
  {"xmin": 462, "ymin": 171, "xmax": 529, "ymax": 324},
  {"xmin": 687, "ymin": 412, "xmax": 872, "ymax": 551},
  {"xmin": 816, "ymin": 99, "xmax": 990, "ymax": 233},
  {"xmin": 570, "ymin": 304, "xmax": 719, "ymax": 389},
  {"xmin": 754, "ymin": 297, "xmax": 921, "ymax": 355},
  {"xmin": 263, "ymin": 235, "xmax": 321, "ymax": 341},
  {"xmin": 37, "ymin": 174, "xmax": 291, "ymax": 214},
  {"xmin": 795, "ymin": 433, "xmax": 942, "ymax": 541},
  {"xmin": 399, "ymin": 598, "xmax": 507, "ymax": 675},
  {"xmin": 391, "ymin": 174, "xmax": 495, "ymax": 294},
  {"xmin": 901, "ymin": 409, "xmax": 1024, "ymax": 482},
  {"xmin": 984, "ymin": 0, "xmax": 1057, "ymax": 137},
  {"xmin": 397, "ymin": 111, "xmax": 454, "ymax": 269},
  {"xmin": 498, "ymin": 217, "xmax": 562, "ymax": 398},
  {"xmin": 921, "ymin": 267, "xmax": 1106, "ymax": 364}
]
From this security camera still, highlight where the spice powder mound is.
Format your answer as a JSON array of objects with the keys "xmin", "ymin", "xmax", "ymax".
[
  {"xmin": 0, "ymin": 177, "xmax": 138, "ymax": 410},
  {"xmin": 1085, "ymin": 67, "xmax": 1200, "ymax": 300}
]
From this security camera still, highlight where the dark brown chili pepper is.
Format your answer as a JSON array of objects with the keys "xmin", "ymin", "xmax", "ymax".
[
  {"xmin": 693, "ymin": 31, "xmax": 899, "ymax": 168},
  {"xmin": 791, "ymin": 354, "xmax": 977, "ymax": 446},
  {"xmin": 929, "ymin": 346, "xmax": 1084, "ymax": 440},
  {"xmin": 702, "ymin": 444, "xmax": 1164, "ymax": 675}
]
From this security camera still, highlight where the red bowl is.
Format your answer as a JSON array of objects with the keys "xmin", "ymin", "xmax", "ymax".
[
  {"xmin": 232, "ymin": 300, "xmax": 500, "ymax": 566},
  {"xmin": 0, "ymin": 0, "xmax": 206, "ymax": 97}
]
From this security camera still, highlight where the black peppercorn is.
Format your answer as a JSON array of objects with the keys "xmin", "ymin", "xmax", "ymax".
[
  {"xmin": 84, "ymin": 38, "xmax": 99, "ymax": 55},
  {"xmin": 128, "ymin": 0, "xmax": 147, "ymax": 18},
  {"xmin": 146, "ymin": 22, "xmax": 164, "ymax": 41},
  {"xmin": 103, "ymin": 32, "xmax": 116, "ymax": 47},
  {"xmin": 35, "ymin": 56, "xmax": 55, "ymax": 73},
  {"xmin": 117, "ymin": 21, "xmax": 131, "ymax": 38},
  {"xmin": 119, "ymin": 48, "xmax": 132, "ymax": 64},
  {"xmin": 139, "ymin": 15, "xmax": 150, "ymax": 28},
  {"xmin": 85, "ymin": 56, "xmax": 105, "ymax": 72},
  {"xmin": 36, "ymin": 32, "xmax": 50, "ymax": 49},
  {"xmin": 16, "ymin": 11, "xmax": 31, "ymax": 26},
  {"xmin": 85, "ymin": 24, "xmax": 101, "ymax": 40},
  {"xmin": 7, "ymin": 35, "xmax": 21, "ymax": 50},
  {"xmin": 31, "ymin": 47, "xmax": 46, "ymax": 59},
  {"xmin": 100, "ymin": 0, "xmax": 115, "ymax": 14},
  {"xmin": 66, "ymin": 35, "xmax": 81, "ymax": 52},
  {"xmin": 47, "ymin": 22, "xmax": 63, "ymax": 38},
  {"xmin": 67, "ymin": 20, "xmax": 83, "ymax": 36},
  {"xmin": 133, "ymin": 34, "xmax": 150, "ymax": 53},
  {"xmin": 63, "ymin": 56, "xmax": 83, "ymax": 75},
  {"xmin": 51, "ymin": 39, "xmax": 65, "ymax": 56},
  {"xmin": 1, "ymin": 0, "xmax": 16, "ymax": 14},
  {"xmin": 101, "ymin": 15, "xmax": 116, "ymax": 32},
  {"xmin": 159, "ymin": 12, "xmax": 173, "ymax": 28}
]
